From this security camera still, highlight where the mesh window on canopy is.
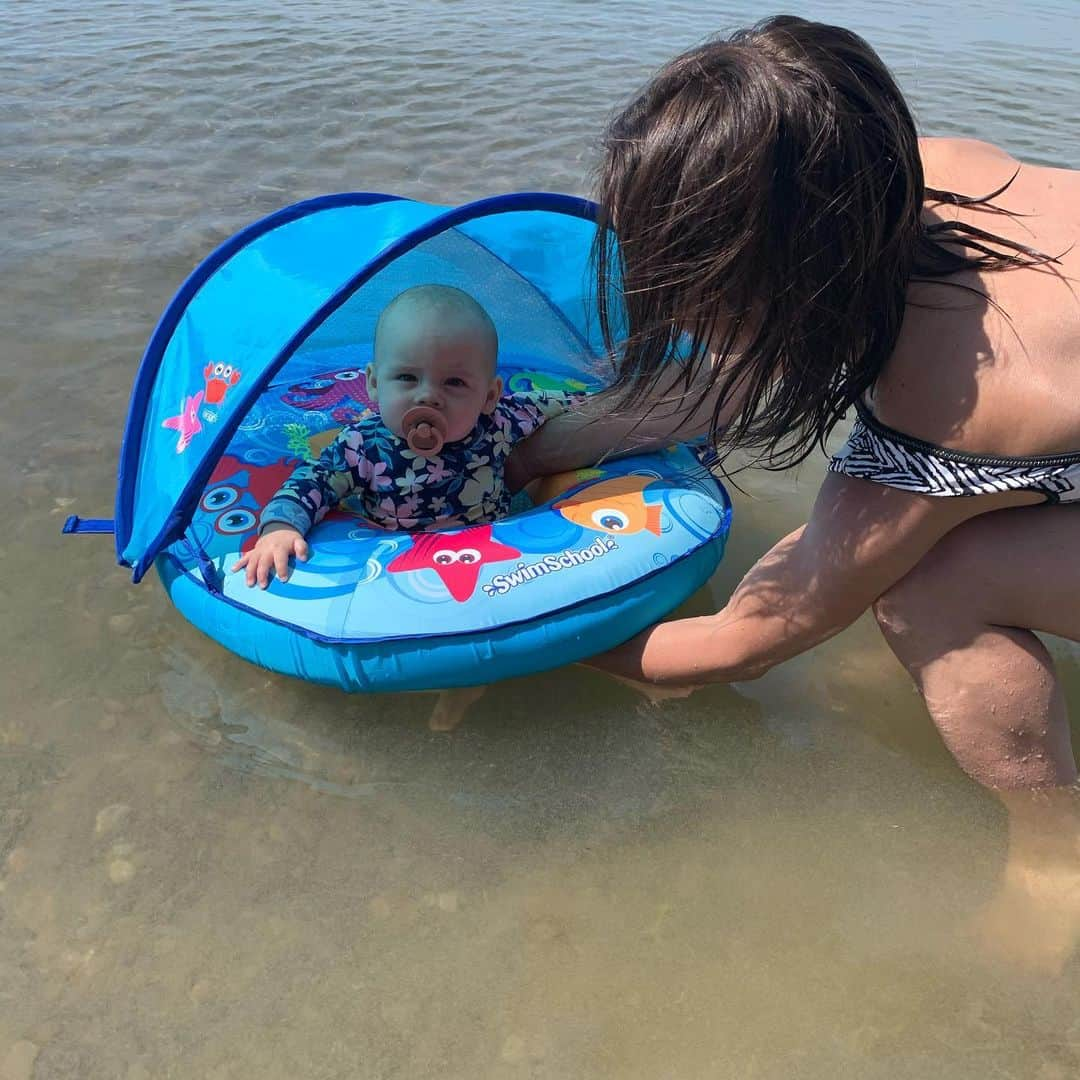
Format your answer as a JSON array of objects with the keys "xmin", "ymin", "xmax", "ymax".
[{"xmin": 271, "ymin": 225, "xmax": 603, "ymax": 392}]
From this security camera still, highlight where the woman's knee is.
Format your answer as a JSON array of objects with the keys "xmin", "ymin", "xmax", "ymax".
[{"xmin": 871, "ymin": 513, "xmax": 1077, "ymax": 789}]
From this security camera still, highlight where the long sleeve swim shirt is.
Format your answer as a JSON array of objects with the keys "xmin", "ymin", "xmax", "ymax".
[{"xmin": 260, "ymin": 390, "xmax": 580, "ymax": 534}]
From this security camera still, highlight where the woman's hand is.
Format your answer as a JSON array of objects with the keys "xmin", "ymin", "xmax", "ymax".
[
  {"xmin": 596, "ymin": 667, "xmax": 703, "ymax": 704},
  {"xmin": 232, "ymin": 523, "xmax": 310, "ymax": 588}
]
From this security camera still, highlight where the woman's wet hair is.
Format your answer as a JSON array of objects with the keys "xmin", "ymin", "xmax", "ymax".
[{"xmin": 595, "ymin": 15, "xmax": 1058, "ymax": 467}]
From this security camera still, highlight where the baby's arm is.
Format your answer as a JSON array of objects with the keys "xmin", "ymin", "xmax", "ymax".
[
  {"xmin": 496, "ymin": 387, "xmax": 586, "ymax": 445},
  {"xmin": 233, "ymin": 426, "xmax": 368, "ymax": 588}
]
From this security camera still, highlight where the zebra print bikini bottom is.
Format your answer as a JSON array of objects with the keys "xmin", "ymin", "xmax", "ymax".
[{"xmin": 829, "ymin": 401, "xmax": 1080, "ymax": 504}]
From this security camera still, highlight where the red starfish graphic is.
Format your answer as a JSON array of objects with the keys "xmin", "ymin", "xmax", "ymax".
[{"xmin": 386, "ymin": 525, "xmax": 520, "ymax": 602}]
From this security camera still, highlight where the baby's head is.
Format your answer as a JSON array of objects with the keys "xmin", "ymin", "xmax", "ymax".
[{"xmin": 366, "ymin": 285, "xmax": 501, "ymax": 444}]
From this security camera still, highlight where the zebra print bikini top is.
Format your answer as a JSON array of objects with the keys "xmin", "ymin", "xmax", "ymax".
[{"xmin": 829, "ymin": 401, "xmax": 1080, "ymax": 504}]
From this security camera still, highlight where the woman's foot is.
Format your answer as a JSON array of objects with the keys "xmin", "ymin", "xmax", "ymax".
[{"xmin": 974, "ymin": 786, "xmax": 1080, "ymax": 974}]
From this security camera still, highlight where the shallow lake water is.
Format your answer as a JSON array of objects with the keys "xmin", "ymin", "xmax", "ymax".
[{"xmin": 3, "ymin": 1, "xmax": 1080, "ymax": 1077}]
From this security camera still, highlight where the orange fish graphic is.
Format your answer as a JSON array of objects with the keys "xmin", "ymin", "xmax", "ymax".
[{"xmin": 552, "ymin": 475, "xmax": 663, "ymax": 537}]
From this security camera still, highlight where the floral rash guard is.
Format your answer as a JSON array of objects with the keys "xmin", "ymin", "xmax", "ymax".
[{"xmin": 260, "ymin": 390, "xmax": 581, "ymax": 534}]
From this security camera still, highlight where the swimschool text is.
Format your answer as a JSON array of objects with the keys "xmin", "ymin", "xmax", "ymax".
[{"xmin": 482, "ymin": 537, "xmax": 619, "ymax": 597}]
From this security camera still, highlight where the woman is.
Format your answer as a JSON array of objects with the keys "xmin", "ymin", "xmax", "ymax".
[{"xmin": 510, "ymin": 17, "xmax": 1080, "ymax": 963}]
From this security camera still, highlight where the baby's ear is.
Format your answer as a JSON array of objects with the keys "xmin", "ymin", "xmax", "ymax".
[
  {"xmin": 365, "ymin": 363, "xmax": 379, "ymax": 402},
  {"xmin": 483, "ymin": 375, "xmax": 504, "ymax": 414}
]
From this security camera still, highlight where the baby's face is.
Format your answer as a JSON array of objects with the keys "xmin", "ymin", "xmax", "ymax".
[{"xmin": 367, "ymin": 326, "xmax": 502, "ymax": 444}]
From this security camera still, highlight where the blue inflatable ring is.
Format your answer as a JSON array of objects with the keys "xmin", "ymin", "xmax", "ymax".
[{"xmin": 106, "ymin": 192, "xmax": 732, "ymax": 691}]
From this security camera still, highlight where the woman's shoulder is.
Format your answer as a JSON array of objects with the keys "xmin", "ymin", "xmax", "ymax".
[
  {"xmin": 918, "ymin": 136, "xmax": 1018, "ymax": 178},
  {"xmin": 920, "ymin": 136, "xmax": 1079, "ymax": 214},
  {"xmin": 918, "ymin": 135, "xmax": 1016, "ymax": 165}
]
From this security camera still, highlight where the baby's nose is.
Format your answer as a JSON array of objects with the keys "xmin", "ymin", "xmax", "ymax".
[{"xmin": 417, "ymin": 384, "xmax": 443, "ymax": 407}]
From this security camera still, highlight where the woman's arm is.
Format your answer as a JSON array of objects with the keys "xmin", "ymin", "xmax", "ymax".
[
  {"xmin": 506, "ymin": 361, "xmax": 746, "ymax": 488},
  {"xmin": 591, "ymin": 474, "xmax": 1038, "ymax": 684}
]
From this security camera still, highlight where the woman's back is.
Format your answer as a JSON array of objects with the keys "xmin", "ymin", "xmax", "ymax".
[{"xmin": 877, "ymin": 138, "xmax": 1080, "ymax": 460}]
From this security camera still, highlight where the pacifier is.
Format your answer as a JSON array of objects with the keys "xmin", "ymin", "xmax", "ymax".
[{"xmin": 401, "ymin": 406, "xmax": 447, "ymax": 457}]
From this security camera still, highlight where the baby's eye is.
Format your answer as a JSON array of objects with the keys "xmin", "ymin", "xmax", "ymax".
[
  {"xmin": 395, "ymin": 373, "xmax": 417, "ymax": 383},
  {"xmin": 445, "ymin": 377, "xmax": 467, "ymax": 388}
]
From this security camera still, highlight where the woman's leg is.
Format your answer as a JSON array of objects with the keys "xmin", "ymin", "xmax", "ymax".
[
  {"xmin": 873, "ymin": 504, "xmax": 1080, "ymax": 969},
  {"xmin": 873, "ymin": 504, "xmax": 1080, "ymax": 790}
]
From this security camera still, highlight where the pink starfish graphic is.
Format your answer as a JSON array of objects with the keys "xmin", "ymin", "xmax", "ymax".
[{"xmin": 162, "ymin": 391, "xmax": 204, "ymax": 453}]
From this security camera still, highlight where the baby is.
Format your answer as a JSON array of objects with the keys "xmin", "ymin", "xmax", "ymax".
[
  {"xmin": 233, "ymin": 284, "xmax": 578, "ymax": 730},
  {"xmin": 236, "ymin": 284, "xmax": 577, "ymax": 588}
]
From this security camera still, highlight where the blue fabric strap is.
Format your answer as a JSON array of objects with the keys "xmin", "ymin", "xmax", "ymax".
[
  {"xmin": 180, "ymin": 532, "xmax": 222, "ymax": 595},
  {"xmin": 62, "ymin": 516, "xmax": 115, "ymax": 535}
]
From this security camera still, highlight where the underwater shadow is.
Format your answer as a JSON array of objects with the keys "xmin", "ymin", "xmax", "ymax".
[{"xmin": 157, "ymin": 631, "xmax": 767, "ymax": 839}]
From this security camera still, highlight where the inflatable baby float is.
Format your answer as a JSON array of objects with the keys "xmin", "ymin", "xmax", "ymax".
[{"xmin": 67, "ymin": 192, "xmax": 732, "ymax": 691}]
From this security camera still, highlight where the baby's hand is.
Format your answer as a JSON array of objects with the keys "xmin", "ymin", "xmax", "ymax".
[{"xmin": 232, "ymin": 524, "xmax": 310, "ymax": 588}]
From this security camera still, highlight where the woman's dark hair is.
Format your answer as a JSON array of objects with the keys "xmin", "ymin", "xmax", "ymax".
[{"xmin": 595, "ymin": 15, "xmax": 1058, "ymax": 467}]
